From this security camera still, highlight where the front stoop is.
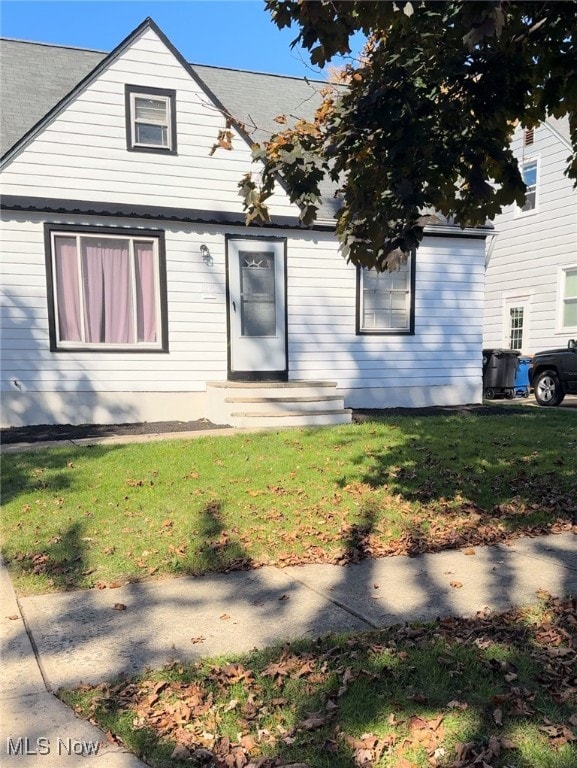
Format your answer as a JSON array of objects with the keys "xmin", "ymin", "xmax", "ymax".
[{"xmin": 206, "ymin": 381, "xmax": 352, "ymax": 429}]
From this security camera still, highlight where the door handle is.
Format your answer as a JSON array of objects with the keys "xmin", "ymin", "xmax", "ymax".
[{"xmin": 232, "ymin": 301, "xmax": 237, "ymax": 313}]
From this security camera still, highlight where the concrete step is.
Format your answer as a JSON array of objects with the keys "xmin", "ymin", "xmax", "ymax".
[
  {"xmin": 224, "ymin": 395, "xmax": 345, "ymax": 416},
  {"xmin": 206, "ymin": 380, "xmax": 351, "ymax": 428},
  {"xmin": 207, "ymin": 381, "xmax": 338, "ymax": 400},
  {"xmin": 225, "ymin": 395, "xmax": 343, "ymax": 403},
  {"xmin": 230, "ymin": 409, "xmax": 353, "ymax": 429}
]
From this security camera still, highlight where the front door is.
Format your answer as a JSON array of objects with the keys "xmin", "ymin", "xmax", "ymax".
[{"xmin": 227, "ymin": 237, "xmax": 287, "ymax": 379}]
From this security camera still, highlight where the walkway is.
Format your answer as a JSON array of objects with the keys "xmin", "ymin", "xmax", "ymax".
[{"xmin": 2, "ymin": 531, "xmax": 577, "ymax": 766}]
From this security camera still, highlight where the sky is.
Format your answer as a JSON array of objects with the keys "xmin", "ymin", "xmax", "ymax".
[{"xmin": 0, "ymin": 0, "xmax": 361, "ymax": 79}]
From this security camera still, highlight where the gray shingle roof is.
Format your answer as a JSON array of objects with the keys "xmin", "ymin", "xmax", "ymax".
[
  {"xmin": 0, "ymin": 35, "xmax": 341, "ymax": 219},
  {"xmin": 0, "ymin": 39, "xmax": 106, "ymax": 156}
]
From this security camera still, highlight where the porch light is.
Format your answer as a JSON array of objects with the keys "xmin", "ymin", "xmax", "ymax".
[{"xmin": 200, "ymin": 244, "xmax": 213, "ymax": 266}]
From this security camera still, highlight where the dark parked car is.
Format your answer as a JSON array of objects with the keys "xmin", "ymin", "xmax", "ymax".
[{"xmin": 529, "ymin": 339, "xmax": 577, "ymax": 406}]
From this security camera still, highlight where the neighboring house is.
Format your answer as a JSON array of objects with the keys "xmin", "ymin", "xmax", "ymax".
[
  {"xmin": 484, "ymin": 117, "xmax": 577, "ymax": 355},
  {"xmin": 0, "ymin": 18, "xmax": 490, "ymax": 429}
]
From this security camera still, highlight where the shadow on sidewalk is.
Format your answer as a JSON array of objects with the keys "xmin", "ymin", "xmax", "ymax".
[{"xmin": 3, "ymin": 411, "xmax": 577, "ymax": 766}]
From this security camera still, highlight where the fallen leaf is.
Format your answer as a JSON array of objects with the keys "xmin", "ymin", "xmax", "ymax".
[
  {"xmin": 300, "ymin": 713, "xmax": 327, "ymax": 730},
  {"xmin": 113, "ymin": 603, "xmax": 126, "ymax": 611},
  {"xmin": 220, "ymin": 613, "xmax": 231, "ymax": 620},
  {"xmin": 447, "ymin": 700, "xmax": 468, "ymax": 710},
  {"xmin": 493, "ymin": 707, "xmax": 503, "ymax": 725},
  {"xmin": 279, "ymin": 594, "xmax": 290, "ymax": 601},
  {"xmin": 6, "ymin": 615, "xmax": 20, "ymax": 621},
  {"xmin": 191, "ymin": 636, "xmax": 206, "ymax": 644},
  {"xmin": 450, "ymin": 581, "xmax": 463, "ymax": 589}
]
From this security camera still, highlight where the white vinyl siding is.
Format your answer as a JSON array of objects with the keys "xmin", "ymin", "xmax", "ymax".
[
  {"xmin": 0, "ymin": 26, "xmax": 296, "ymax": 218},
  {"xmin": 484, "ymin": 119, "xmax": 577, "ymax": 353},
  {"xmin": 1, "ymin": 212, "xmax": 486, "ymax": 424}
]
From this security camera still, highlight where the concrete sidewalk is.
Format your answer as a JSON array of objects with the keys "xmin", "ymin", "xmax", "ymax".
[{"xmin": 2, "ymin": 532, "xmax": 577, "ymax": 766}]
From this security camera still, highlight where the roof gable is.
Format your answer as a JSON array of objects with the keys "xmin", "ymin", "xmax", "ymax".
[
  {"xmin": 0, "ymin": 20, "xmax": 340, "ymax": 220},
  {"xmin": 0, "ymin": 19, "xmax": 303, "ymax": 221},
  {"xmin": 1, "ymin": 17, "xmax": 264, "ymax": 167}
]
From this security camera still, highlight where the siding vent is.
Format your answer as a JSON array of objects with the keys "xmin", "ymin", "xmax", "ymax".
[{"xmin": 524, "ymin": 127, "xmax": 535, "ymax": 146}]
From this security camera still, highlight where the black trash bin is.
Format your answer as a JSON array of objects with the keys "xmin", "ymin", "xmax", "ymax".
[{"xmin": 482, "ymin": 349, "xmax": 521, "ymax": 399}]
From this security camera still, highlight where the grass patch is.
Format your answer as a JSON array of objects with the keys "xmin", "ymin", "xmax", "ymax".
[
  {"xmin": 2, "ymin": 410, "xmax": 576, "ymax": 595},
  {"xmin": 60, "ymin": 593, "xmax": 577, "ymax": 768}
]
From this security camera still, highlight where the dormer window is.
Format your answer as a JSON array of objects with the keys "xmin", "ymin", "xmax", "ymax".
[{"xmin": 125, "ymin": 85, "xmax": 177, "ymax": 154}]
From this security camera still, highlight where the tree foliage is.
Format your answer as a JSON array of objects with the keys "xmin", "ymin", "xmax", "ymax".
[{"xmin": 239, "ymin": 1, "xmax": 577, "ymax": 269}]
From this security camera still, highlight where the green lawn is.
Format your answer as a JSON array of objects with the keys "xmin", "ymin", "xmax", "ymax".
[
  {"xmin": 61, "ymin": 593, "xmax": 577, "ymax": 768},
  {"xmin": 2, "ymin": 409, "xmax": 576, "ymax": 595}
]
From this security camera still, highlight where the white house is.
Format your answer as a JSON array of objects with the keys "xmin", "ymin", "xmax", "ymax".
[
  {"xmin": 484, "ymin": 118, "xmax": 577, "ymax": 355},
  {"xmin": 0, "ymin": 18, "xmax": 489, "ymax": 429}
]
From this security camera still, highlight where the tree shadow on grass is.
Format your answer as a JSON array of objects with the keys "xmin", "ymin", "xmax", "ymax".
[
  {"xmin": 264, "ymin": 595, "xmax": 577, "ymax": 768},
  {"xmin": 348, "ymin": 411, "xmax": 576, "ymax": 509},
  {"xmin": 334, "ymin": 411, "xmax": 577, "ymax": 557},
  {"xmin": 192, "ymin": 499, "xmax": 253, "ymax": 574},
  {"xmin": 6, "ymin": 413, "xmax": 577, "ymax": 767},
  {"xmin": 3, "ymin": 521, "xmax": 88, "ymax": 593},
  {"xmin": 69, "ymin": 544, "xmax": 577, "ymax": 768}
]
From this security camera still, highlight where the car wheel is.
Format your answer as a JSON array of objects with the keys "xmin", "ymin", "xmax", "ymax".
[{"xmin": 534, "ymin": 370, "xmax": 565, "ymax": 407}]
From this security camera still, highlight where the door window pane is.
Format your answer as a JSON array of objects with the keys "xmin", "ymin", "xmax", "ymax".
[
  {"xmin": 509, "ymin": 306, "xmax": 524, "ymax": 349},
  {"xmin": 239, "ymin": 251, "xmax": 276, "ymax": 337}
]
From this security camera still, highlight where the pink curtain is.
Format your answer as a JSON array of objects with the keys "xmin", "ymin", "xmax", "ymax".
[
  {"xmin": 81, "ymin": 239, "xmax": 133, "ymax": 344},
  {"xmin": 54, "ymin": 236, "xmax": 82, "ymax": 342},
  {"xmin": 134, "ymin": 242, "xmax": 157, "ymax": 342}
]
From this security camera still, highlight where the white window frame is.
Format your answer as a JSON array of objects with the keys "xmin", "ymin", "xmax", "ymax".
[
  {"xmin": 125, "ymin": 85, "xmax": 177, "ymax": 154},
  {"xmin": 130, "ymin": 92, "xmax": 171, "ymax": 150},
  {"xmin": 49, "ymin": 229, "xmax": 165, "ymax": 351},
  {"xmin": 358, "ymin": 255, "xmax": 414, "ymax": 334},
  {"xmin": 515, "ymin": 156, "xmax": 539, "ymax": 217},
  {"xmin": 557, "ymin": 264, "xmax": 577, "ymax": 333},
  {"xmin": 502, "ymin": 294, "xmax": 531, "ymax": 352}
]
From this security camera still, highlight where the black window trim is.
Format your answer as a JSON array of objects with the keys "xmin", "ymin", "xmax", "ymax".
[
  {"xmin": 124, "ymin": 84, "xmax": 177, "ymax": 155},
  {"xmin": 44, "ymin": 222, "xmax": 169, "ymax": 353},
  {"xmin": 355, "ymin": 252, "xmax": 416, "ymax": 336}
]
